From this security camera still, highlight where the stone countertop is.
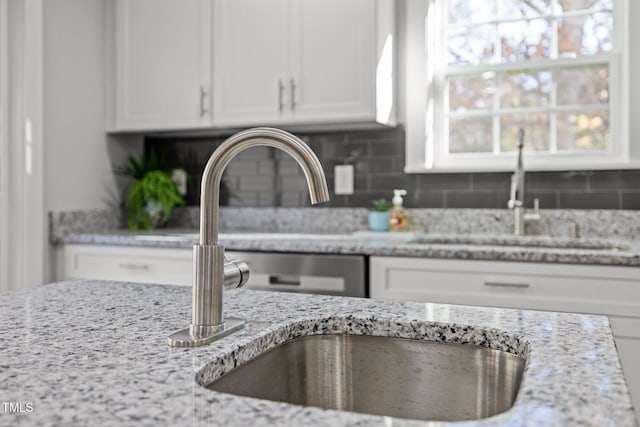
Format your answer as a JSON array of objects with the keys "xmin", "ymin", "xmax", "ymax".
[
  {"xmin": 60, "ymin": 230, "xmax": 640, "ymax": 267},
  {"xmin": 0, "ymin": 281, "xmax": 636, "ymax": 426}
]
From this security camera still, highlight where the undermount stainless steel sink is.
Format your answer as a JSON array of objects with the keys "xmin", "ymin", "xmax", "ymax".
[
  {"xmin": 408, "ymin": 234, "xmax": 629, "ymax": 250},
  {"xmin": 206, "ymin": 334, "xmax": 526, "ymax": 422}
]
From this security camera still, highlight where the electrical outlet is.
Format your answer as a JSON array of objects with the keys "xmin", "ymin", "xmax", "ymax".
[
  {"xmin": 172, "ymin": 169, "xmax": 188, "ymax": 196},
  {"xmin": 334, "ymin": 164, "xmax": 354, "ymax": 195}
]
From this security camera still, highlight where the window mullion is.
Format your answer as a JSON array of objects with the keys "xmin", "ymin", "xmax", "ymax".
[
  {"xmin": 447, "ymin": 56, "xmax": 612, "ymax": 76},
  {"xmin": 449, "ymin": 104, "xmax": 610, "ymax": 118},
  {"xmin": 446, "ymin": 7, "xmax": 612, "ymax": 31},
  {"xmin": 492, "ymin": 77, "xmax": 500, "ymax": 154},
  {"xmin": 492, "ymin": 0, "xmax": 500, "ymax": 154},
  {"xmin": 550, "ymin": 70, "xmax": 558, "ymax": 153},
  {"xmin": 551, "ymin": 0, "xmax": 559, "ymax": 58},
  {"xmin": 550, "ymin": 0, "xmax": 558, "ymax": 153}
]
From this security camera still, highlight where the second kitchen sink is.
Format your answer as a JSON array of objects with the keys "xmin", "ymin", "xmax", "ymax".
[
  {"xmin": 408, "ymin": 234, "xmax": 630, "ymax": 250},
  {"xmin": 206, "ymin": 334, "xmax": 526, "ymax": 422}
]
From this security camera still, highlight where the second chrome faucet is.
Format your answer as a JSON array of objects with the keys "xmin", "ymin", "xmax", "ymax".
[
  {"xmin": 168, "ymin": 127, "xmax": 330, "ymax": 347},
  {"xmin": 507, "ymin": 129, "xmax": 540, "ymax": 236}
]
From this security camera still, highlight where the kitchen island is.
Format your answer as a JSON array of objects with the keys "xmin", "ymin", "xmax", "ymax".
[{"xmin": 0, "ymin": 280, "xmax": 636, "ymax": 426}]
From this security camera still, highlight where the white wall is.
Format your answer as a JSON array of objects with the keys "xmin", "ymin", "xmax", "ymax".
[
  {"xmin": 43, "ymin": 0, "xmax": 140, "ymax": 212},
  {"xmin": 629, "ymin": 0, "xmax": 640, "ymax": 160},
  {"xmin": 43, "ymin": 0, "xmax": 141, "ymax": 282}
]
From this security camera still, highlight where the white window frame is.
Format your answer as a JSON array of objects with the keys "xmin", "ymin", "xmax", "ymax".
[
  {"xmin": 0, "ymin": 0, "xmax": 9, "ymax": 293},
  {"xmin": 404, "ymin": 0, "xmax": 634, "ymax": 173}
]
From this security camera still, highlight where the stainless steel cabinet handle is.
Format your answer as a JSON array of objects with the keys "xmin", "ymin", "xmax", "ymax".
[
  {"xmin": 290, "ymin": 78, "xmax": 296, "ymax": 110},
  {"xmin": 268, "ymin": 274, "xmax": 300, "ymax": 286},
  {"xmin": 118, "ymin": 263, "xmax": 150, "ymax": 271},
  {"xmin": 278, "ymin": 79, "xmax": 284, "ymax": 112},
  {"xmin": 483, "ymin": 281, "xmax": 530, "ymax": 289},
  {"xmin": 200, "ymin": 86, "xmax": 208, "ymax": 117}
]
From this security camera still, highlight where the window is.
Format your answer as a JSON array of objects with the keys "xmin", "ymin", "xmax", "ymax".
[{"xmin": 405, "ymin": 0, "xmax": 631, "ymax": 172}]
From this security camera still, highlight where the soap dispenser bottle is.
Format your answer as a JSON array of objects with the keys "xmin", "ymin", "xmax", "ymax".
[{"xmin": 389, "ymin": 189, "xmax": 408, "ymax": 231}]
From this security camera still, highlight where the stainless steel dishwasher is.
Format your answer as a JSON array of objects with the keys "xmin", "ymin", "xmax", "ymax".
[{"xmin": 226, "ymin": 251, "xmax": 366, "ymax": 297}]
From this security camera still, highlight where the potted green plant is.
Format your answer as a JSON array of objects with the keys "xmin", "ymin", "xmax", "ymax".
[
  {"xmin": 117, "ymin": 153, "xmax": 185, "ymax": 230},
  {"xmin": 368, "ymin": 198, "xmax": 391, "ymax": 231}
]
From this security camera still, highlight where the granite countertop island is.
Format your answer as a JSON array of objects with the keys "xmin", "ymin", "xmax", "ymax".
[{"xmin": 1, "ymin": 280, "xmax": 636, "ymax": 426}]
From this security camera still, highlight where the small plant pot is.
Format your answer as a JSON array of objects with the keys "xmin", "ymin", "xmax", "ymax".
[
  {"xmin": 368, "ymin": 211, "xmax": 390, "ymax": 232},
  {"xmin": 144, "ymin": 199, "xmax": 169, "ymax": 229}
]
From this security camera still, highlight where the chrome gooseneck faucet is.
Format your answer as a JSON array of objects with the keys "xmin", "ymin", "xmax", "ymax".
[
  {"xmin": 507, "ymin": 129, "xmax": 540, "ymax": 236},
  {"xmin": 168, "ymin": 127, "xmax": 330, "ymax": 347},
  {"xmin": 507, "ymin": 129, "xmax": 526, "ymax": 211}
]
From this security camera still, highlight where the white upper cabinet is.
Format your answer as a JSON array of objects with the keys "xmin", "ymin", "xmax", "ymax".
[
  {"xmin": 109, "ymin": 0, "xmax": 212, "ymax": 131},
  {"xmin": 211, "ymin": 0, "xmax": 288, "ymax": 126},
  {"xmin": 212, "ymin": 0, "xmax": 395, "ymax": 127},
  {"xmin": 109, "ymin": 0, "xmax": 394, "ymax": 131}
]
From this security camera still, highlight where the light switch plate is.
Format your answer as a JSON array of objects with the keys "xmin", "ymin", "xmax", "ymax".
[{"xmin": 334, "ymin": 164, "xmax": 354, "ymax": 195}]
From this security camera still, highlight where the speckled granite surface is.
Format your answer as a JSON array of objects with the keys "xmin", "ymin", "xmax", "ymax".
[
  {"xmin": 60, "ymin": 230, "xmax": 640, "ymax": 267},
  {"xmin": 50, "ymin": 207, "xmax": 640, "ymax": 244},
  {"xmin": 49, "ymin": 208, "xmax": 123, "ymax": 243},
  {"xmin": 0, "ymin": 281, "xmax": 636, "ymax": 426}
]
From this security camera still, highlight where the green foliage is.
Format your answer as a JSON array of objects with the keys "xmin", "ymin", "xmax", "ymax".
[
  {"xmin": 116, "ymin": 151, "xmax": 186, "ymax": 231},
  {"xmin": 116, "ymin": 152, "xmax": 165, "ymax": 181},
  {"xmin": 127, "ymin": 171, "xmax": 185, "ymax": 231},
  {"xmin": 371, "ymin": 198, "xmax": 391, "ymax": 212}
]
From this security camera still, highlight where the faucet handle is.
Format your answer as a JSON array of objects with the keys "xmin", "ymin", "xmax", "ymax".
[
  {"xmin": 508, "ymin": 199, "xmax": 522, "ymax": 209},
  {"xmin": 223, "ymin": 259, "xmax": 250, "ymax": 290},
  {"xmin": 524, "ymin": 198, "xmax": 541, "ymax": 222}
]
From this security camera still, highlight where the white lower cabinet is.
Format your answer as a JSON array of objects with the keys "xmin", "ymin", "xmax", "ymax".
[
  {"xmin": 64, "ymin": 244, "xmax": 193, "ymax": 286},
  {"xmin": 370, "ymin": 256, "xmax": 640, "ymax": 414},
  {"xmin": 62, "ymin": 245, "xmax": 367, "ymax": 296}
]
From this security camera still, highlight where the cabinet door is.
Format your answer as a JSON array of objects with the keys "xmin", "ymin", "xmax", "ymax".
[
  {"xmin": 288, "ymin": 0, "xmax": 377, "ymax": 123},
  {"xmin": 114, "ymin": 0, "xmax": 211, "ymax": 131},
  {"xmin": 212, "ymin": 0, "xmax": 288, "ymax": 126}
]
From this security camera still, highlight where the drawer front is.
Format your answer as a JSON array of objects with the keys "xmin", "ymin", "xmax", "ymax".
[
  {"xmin": 64, "ymin": 244, "xmax": 192, "ymax": 286},
  {"xmin": 370, "ymin": 257, "xmax": 640, "ymax": 318}
]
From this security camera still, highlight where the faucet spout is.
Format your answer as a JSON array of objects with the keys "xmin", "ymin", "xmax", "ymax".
[
  {"xmin": 199, "ymin": 127, "xmax": 329, "ymax": 245},
  {"xmin": 508, "ymin": 128, "xmax": 525, "ymax": 210},
  {"xmin": 168, "ymin": 127, "xmax": 329, "ymax": 347},
  {"xmin": 507, "ymin": 129, "xmax": 541, "ymax": 236}
]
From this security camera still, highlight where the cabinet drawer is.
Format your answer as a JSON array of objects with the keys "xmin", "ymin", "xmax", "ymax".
[
  {"xmin": 370, "ymin": 257, "xmax": 640, "ymax": 318},
  {"xmin": 64, "ymin": 244, "xmax": 192, "ymax": 286}
]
